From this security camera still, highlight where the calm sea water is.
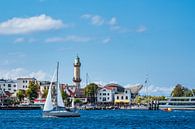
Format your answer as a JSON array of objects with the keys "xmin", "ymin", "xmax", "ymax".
[{"xmin": 0, "ymin": 110, "xmax": 195, "ymax": 129}]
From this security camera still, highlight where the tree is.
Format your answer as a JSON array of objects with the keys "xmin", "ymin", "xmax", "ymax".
[
  {"xmin": 171, "ymin": 84, "xmax": 184, "ymax": 97},
  {"xmin": 74, "ymin": 98, "xmax": 82, "ymax": 104},
  {"xmin": 192, "ymin": 89, "xmax": 195, "ymax": 96},
  {"xmin": 171, "ymin": 84, "xmax": 193, "ymax": 97},
  {"xmin": 26, "ymin": 81, "xmax": 39, "ymax": 102},
  {"xmin": 84, "ymin": 83, "xmax": 99, "ymax": 104},
  {"xmin": 42, "ymin": 89, "xmax": 48, "ymax": 98},
  {"xmin": 61, "ymin": 90, "xmax": 68, "ymax": 101},
  {"xmin": 16, "ymin": 89, "xmax": 25, "ymax": 102}
]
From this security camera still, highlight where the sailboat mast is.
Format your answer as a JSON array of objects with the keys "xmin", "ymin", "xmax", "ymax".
[{"xmin": 56, "ymin": 62, "xmax": 59, "ymax": 109}]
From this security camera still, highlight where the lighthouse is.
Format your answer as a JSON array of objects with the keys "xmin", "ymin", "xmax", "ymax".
[{"xmin": 73, "ymin": 55, "xmax": 81, "ymax": 90}]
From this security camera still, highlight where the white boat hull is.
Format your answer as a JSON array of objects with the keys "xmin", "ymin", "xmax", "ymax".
[{"xmin": 43, "ymin": 110, "xmax": 80, "ymax": 117}]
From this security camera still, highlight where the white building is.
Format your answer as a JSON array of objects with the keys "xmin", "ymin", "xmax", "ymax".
[
  {"xmin": 0, "ymin": 79, "xmax": 17, "ymax": 93},
  {"xmin": 97, "ymin": 87, "xmax": 115, "ymax": 103},
  {"xmin": 17, "ymin": 78, "xmax": 36, "ymax": 90},
  {"xmin": 97, "ymin": 83, "xmax": 124, "ymax": 103},
  {"xmin": 114, "ymin": 88, "xmax": 131, "ymax": 104}
]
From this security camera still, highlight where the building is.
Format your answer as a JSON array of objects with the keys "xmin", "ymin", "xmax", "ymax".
[
  {"xmin": 97, "ymin": 87, "xmax": 115, "ymax": 103},
  {"xmin": 97, "ymin": 83, "xmax": 143, "ymax": 104},
  {"xmin": 114, "ymin": 88, "xmax": 131, "ymax": 104},
  {"xmin": 63, "ymin": 84, "xmax": 77, "ymax": 97},
  {"xmin": 128, "ymin": 84, "xmax": 143, "ymax": 99},
  {"xmin": 0, "ymin": 79, "xmax": 17, "ymax": 93},
  {"xmin": 73, "ymin": 56, "xmax": 81, "ymax": 90},
  {"xmin": 97, "ymin": 83, "xmax": 124, "ymax": 104},
  {"xmin": 0, "ymin": 88, "xmax": 13, "ymax": 105},
  {"xmin": 39, "ymin": 81, "xmax": 56, "ymax": 96},
  {"xmin": 17, "ymin": 78, "xmax": 36, "ymax": 90}
]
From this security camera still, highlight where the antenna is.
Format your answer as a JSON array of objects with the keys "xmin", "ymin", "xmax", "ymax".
[
  {"xmin": 86, "ymin": 73, "xmax": 89, "ymax": 86},
  {"xmin": 145, "ymin": 74, "xmax": 149, "ymax": 97}
]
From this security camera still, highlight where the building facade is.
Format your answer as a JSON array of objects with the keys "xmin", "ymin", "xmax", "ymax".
[
  {"xmin": 0, "ymin": 79, "xmax": 17, "ymax": 93},
  {"xmin": 114, "ymin": 88, "xmax": 131, "ymax": 104},
  {"xmin": 97, "ymin": 87, "xmax": 115, "ymax": 103},
  {"xmin": 17, "ymin": 78, "xmax": 36, "ymax": 90}
]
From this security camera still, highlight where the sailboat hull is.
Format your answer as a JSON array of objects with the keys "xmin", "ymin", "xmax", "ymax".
[{"xmin": 43, "ymin": 110, "xmax": 80, "ymax": 117}]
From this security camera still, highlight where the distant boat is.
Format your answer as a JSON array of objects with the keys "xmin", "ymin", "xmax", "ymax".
[
  {"xmin": 42, "ymin": 62, "xmax": 80, "ymax": 117},
  {"xmin": 161, "ymin": 108, "xmax": 172, "ymax": 112},
  {"xmin": 159, "ymin": 96, "xmax": 195, "ymax": 110}
]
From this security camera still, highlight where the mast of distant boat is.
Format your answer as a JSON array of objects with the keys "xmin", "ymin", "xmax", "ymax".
[{"xmin": 55, "ymin": 62, "xmax": 59, "ymax": 110}]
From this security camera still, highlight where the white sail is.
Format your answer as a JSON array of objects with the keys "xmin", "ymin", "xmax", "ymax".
[
  {"xmin": 43, "ymin": 70, "xmax": 56, "ymax": 111},
  {"xmin": 57, "ymin": 82, "xmax": 65, "ymax": 107},
  {"xmin": 71, "ymin": 97, "xmax": 75, "ymax": 108}
]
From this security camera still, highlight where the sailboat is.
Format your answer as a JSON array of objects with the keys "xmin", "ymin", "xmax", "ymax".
[{"xmin": 43, "ymin": 62, "xmax": 80, "ymax": 117}]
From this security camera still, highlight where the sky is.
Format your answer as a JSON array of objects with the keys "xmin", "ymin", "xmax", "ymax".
[{"xmin": 0, "ymin": 0, "xmax": 195, "ymax": 96}]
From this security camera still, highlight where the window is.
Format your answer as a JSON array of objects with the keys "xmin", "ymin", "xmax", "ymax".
[
  {"xmin": 3, "ymin": 84, "xmax": 5, "ymax": 86},
  {"xmin": 107, "ymin": 93, "xmax": 109, "ymax": 95},
  {"xmin": 100, "ymin": 93, "xmax": 101, "ymax": 95},
  {"xmin": 14, "ymin": 85, "xmax": 16, "ymax": 87},
  {"xmin": 99, "ymin": 97, "xmax": 101, "ymax": 99},
  {"xmin": 8, "ymin": 84, "xmax": 11, "ymax": 87},
  {"xmin": 117, "ymin": 96, "xmax": 119, "ymax": 100},
  {"xmin": 103, "ymin": 97, "xmax": 106, "ymax": 101},
  {"xmin": 23, "ymin": 80, "xmax": 25, "ymax": 83},
  {"xmin": 8, "ymin": 88, "xmax": 11, "ymax": 91},
  {"xmin": 103, "ymin": 89, "xmax": 106, "ymax": 91},
  {"xmin": 23, "ymin": 85, "xmax": 25, "ymax": 88},
  {"xmin": 121, "ymin": 96, "xmax": 124, "ymax": 100},
  {"xmin": 126, "ymin": 96, "xmax": 128, "ymax": 100},
  {"xmin": 125, "ymin": 90, "xmax": 128, "ymax": 93},
  {"xmin": 103, "ymin": 93, "xmax": 106, "ymax": 96},
  {"xmin": 107, "ymin": 97, "xmax": 109, "ymax": 100}
]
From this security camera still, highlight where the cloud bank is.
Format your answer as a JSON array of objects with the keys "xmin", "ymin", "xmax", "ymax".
[
  {"xmin": 45, "ymin": 35, "xmax": 92, "ymax": 43},
  {"xmin": 0, "ymin": 68, "xmax": 47, "ymax": 81},
  {"xmin": 0, "ymin": 14, "xmax": 65, "ymax": 35}
]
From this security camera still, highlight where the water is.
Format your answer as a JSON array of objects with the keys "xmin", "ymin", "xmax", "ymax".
[{"xmin": 0, "ymin": 110, "xmax": 195, "ymax": 129}]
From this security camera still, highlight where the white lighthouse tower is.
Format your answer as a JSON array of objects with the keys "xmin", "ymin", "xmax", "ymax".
[{"xmin": 73, "ymin": 55, "xmax": 81, "ymax": 90}]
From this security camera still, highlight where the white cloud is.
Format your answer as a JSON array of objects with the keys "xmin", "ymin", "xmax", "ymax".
[
  {"xmin": 0, "ymin": 68, "xmax": 47, "ymax": 80},
  {"xmin": 81, "ymin": 14, "xmax": 147, "ymax": 34},
  {"xmin": 108, "ymin": 17, "xmax": 117, "ymax": 26},
  {"xmin": 46, "ymin": 35, "xmax": 92, "ymax": 43},
  {"xmin": 0, "ymin": 14, "xmax": 65, "ymax": 35},
  {"xmin": 140, "ymin": 85, "xmax": 173, "ymax": 96},
  {"xmin": 91, "ymin": 15, "xmax": 104, "ymax": 26},
  {"xmin": 14, "ymin": 37, "xmax": 25, "ymax": 43},
  {"xmin": 136, "ymin": 25, "xmax": 147, "ymax": 33},
  {"xmin": 29, "ymin": 70, "xmax": 47, "ymax": 80},
  {"xmin": 102, "ymin": 37, "xmax": 111, "ymax": 44},
  {"xmin": 81, "ymin": 14, "xmax": 105, "ymax": 26},
  {"xmin": 14, "ymin": 37, "xmax": 36, "ymax": 43},
  {"xmin": 81, "ymin": 14, "xmax": 92, "ymax": 19}
]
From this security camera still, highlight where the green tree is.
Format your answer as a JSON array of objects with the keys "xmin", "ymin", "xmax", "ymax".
[
  {"xmin": 61, "ymin": 90, "xmax": 68, "ymax": 101},
  {"xmin": 84, "ymin": 83, "xmax": 99, "ymax": 104},
  {"xmin": 171, "ymin": 84, "xmax": 193, "ymax": 97},
  {"xmin": 74, "ymin": 98, "xmax": 82, "ymax": 104},
  {"xmin": 16, "ymin": 89, "xmax": 25, "ymax": 102},
  {"xmin": 26, "ymin": 81, "xmax": 39, "ymax": 102},
  {"xmin": 192, "ymin": 89, "xmax": 195, "ymax": 96},
  {"xmin": 171, "ymin": 84, "xmax": 184, "ymax": 97}
]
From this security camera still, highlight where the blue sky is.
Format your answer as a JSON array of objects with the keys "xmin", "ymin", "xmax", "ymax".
[{"xmin": 0, "ymin": 0, "xmax": 195, "ymax": 95}]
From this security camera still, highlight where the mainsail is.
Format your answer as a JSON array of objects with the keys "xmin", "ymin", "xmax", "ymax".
[{"xmin": 43, "ymin": 70, "xmax": 56, "ymax": 111}]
